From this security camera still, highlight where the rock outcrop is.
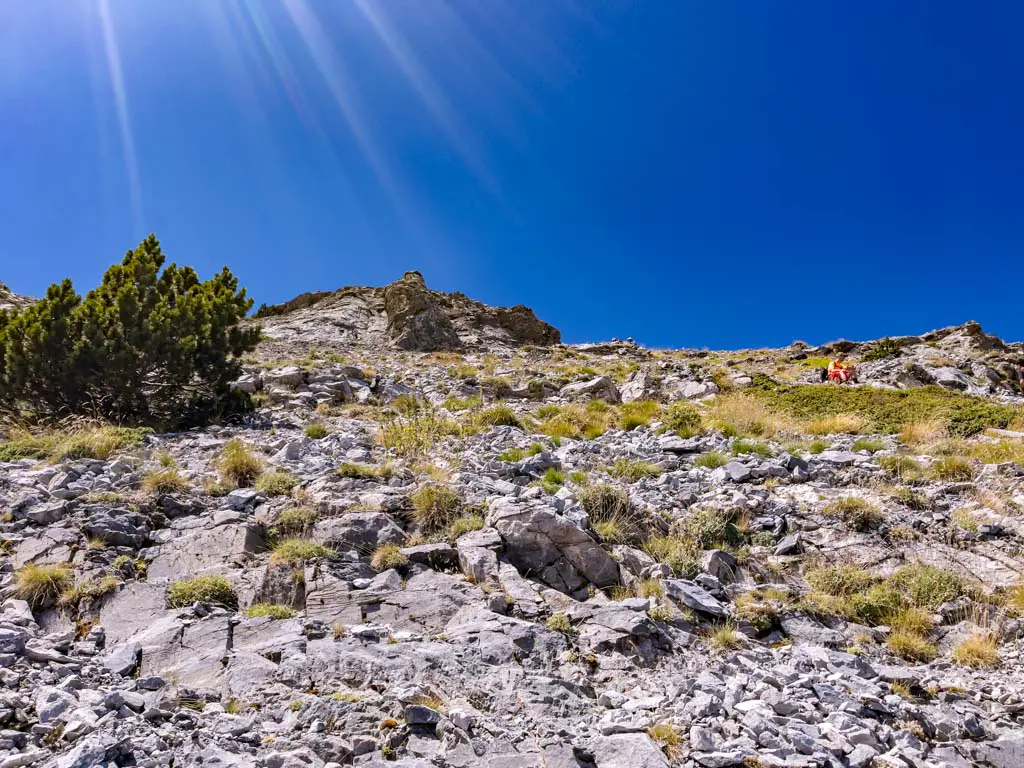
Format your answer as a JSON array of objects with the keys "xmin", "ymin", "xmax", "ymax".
[
  {"xmin": 0, "ymin": 281, "xmax": 34, "ymax": 312},
  {"xmin": 254, "ymin": 271, "xmax": 559, "ymax": 355}
]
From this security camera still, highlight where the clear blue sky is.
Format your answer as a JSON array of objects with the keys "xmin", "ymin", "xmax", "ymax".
[{"xmin": 2, "ymin": 1, "xmax": 1022, "ymax": 348}]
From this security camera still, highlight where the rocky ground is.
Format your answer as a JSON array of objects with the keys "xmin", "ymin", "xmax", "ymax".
[{"xmin": 3, "ymin": 279, "xmax": 1024, "ymax": 768}]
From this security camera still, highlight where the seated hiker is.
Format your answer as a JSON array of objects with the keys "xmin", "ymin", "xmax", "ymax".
[{"xmin": 827, "ymin": 356, "xmax": 853, "ymax": 383}]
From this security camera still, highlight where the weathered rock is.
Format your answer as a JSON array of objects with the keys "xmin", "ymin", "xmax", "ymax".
[
  {"xmin": 384, "ymin": 272, "xmax": 464, "ymax": 351},
  {"xmin": 590, "ymin": 733, "xmax": 669, "ymax": 768},
  {"xmin": 560, "ymin": 376, "xmax": 622, "ymax": 404},
  {"xmin": 314, "ymin": 512, "xmax": 406, "ymax": 551},
  {"xmin": 488, "ymin": 499, "xmax": 619, "ymax": 593}
]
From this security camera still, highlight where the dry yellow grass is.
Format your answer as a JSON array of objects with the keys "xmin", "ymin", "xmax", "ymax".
[
  {"xmin": 952, "ymin": 632, "xmax": 999, "ymax": 668},
  {"xmin": 804, "ymin": 413, "xmax": 867, "ymax": 436},
  {"xmin": 899, "ymin": 419, "xmax": 947, "ymax": 450},
  {"xmin": 703, "ymin": 393, "xmax": 792, "ymax": 438}
]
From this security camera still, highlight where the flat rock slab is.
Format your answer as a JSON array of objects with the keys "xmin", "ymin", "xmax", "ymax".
[
  {"xmin": 591, "ymin": 733, "xmax": 669, "ymax": 768},
  {"xmin": 147, "ymin": 524, "xmax": 265, "ymax": 581}
]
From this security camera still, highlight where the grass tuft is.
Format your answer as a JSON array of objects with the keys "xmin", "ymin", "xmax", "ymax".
[
  {"xmin": 410, "ymin": 485, "xmax": 462, "ymax": 533},
  {"xmin": 823, "ymin": 497, "xmax": 883, "ymax": 531},
  {"xmin": 15, "ymin": 564, "xmax": 72, "ymax": 609},
  {"xmin": 952, "ymin": 632, "xmax": 999, "ymax": 669},
  {"xmin": 930, "ymin": 456, "xmax": 974, "ymax": 482},
  {"xmin": 218, "ymin": 439, "xmax": 263, "ymax": 488},
  {"xmin": 270, "ymin": 538, "xmax": 335, "ymax": 565},
  {"xmin": 255, "ymin": 471, "xmax": 298, "ymax": 497},
  {"xmin": 167, "ymin": 575, "xmax": 237, "ymax": 609},
  {"xmin": 247, "ymin": 603, "xmax": 296, "ymax": 619},
  {"xmin": 142, "ymin": 468, "xmax": 189, "ymax": 495},
  {"xmin": 370, "ymin": 543, "xmax": 408, "ymax": 571}
]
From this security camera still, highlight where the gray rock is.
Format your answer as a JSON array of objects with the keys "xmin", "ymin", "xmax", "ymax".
[
  {"xmin": 665, "ymin": 579, "xmax": 727, "ymax": 618},
  {"xmin": 34, "ymin": 686, "xmax": 77, "ymax": 724},
  {"xmin": 722, "ymin": 461, "xmax": 752, "ymax": 482},
  {"xmin": 773, "ymin": 533, "xmax": 801, "ymax": 556},
  {"xmin": 385, "ymin": 271, "xmax": 463, "ymax": 351},
  {"xmin": 702, "ymin": 550, "xmax": 737, "ymax": 584},
  {"xmin": 560, "ymin": 376, "xmax": 622, "ymax": 404},
  {"xmin": 488, "ymin": 498, "xmax": 620, "ymax": 592},
  {"xmin": 590, "ymin": 733, "xmax": 670, "ymax": 768},
  {"xmin": 404, "ymin": 704, "xmax": 442, "ymax": 725},
  {"xmin": 314, "ymin": 512, "xmax": 406, "ymax": 551}
]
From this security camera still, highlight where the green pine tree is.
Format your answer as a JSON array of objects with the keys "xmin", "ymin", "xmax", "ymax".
[{"xmin": 0, "ymin": 235, "xmax": 260, "ymax": 428}]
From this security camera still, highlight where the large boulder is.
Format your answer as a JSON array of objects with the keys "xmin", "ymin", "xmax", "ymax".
[
  {"xmin": 620, "ymin": 368, "xmax": 660, "ymax": 403},
  {"xmin": 560, "ymin": 376, "xmax": 622, "ymax": 404},
  {"xmin": 383, "ymin": 271, "xmax": 463, "ymax": 351},
  {"xmin": 487, "ymin": 498, "xmax": 619, "ymax": 594}
]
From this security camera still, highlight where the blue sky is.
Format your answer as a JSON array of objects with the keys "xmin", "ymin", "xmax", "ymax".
[{"xmin": 2, "ymin": 1, "xmax": 1022, "ymax": 348}]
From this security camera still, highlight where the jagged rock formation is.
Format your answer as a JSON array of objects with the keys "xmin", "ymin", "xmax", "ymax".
[
  {"xmin": 0, "ymin": 281, "xmax": 34, "ymax": 312},
  {"xmin": 3, "ymin": 317, "xmax": 1024, "ymax": 767},
  {"xmin": 253, "ymin": 271, "xmax": 560, "ymax": 356}
]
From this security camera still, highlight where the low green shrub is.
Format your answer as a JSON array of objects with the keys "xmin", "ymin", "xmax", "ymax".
[
  {"xmin": 662, "ymin": 401, "xmax": 703, "ymax": 437},
  {"xmin": 167, "ymin": 575, "xmax": 237, "ymax": 609},
  {"xmin": 255, "ymin": 471, "xmax": 298, "ymax": 497}
]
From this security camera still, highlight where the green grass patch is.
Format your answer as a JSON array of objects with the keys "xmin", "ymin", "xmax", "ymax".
[
  {"xmin": 607, "ymin": 458, "xmax": 661, "ymax": 482},
  {"xmin": 930, "ymin": 456, "xmax": 974, "ymax": 481},
  {"xmin": 304, "ymin": 422, "xmax": 329, "ymax": 439},
  {"xmin": 270, "ymin": 539, "xmax": 335, "ymax": 565},
  {"xmin": 748, "ymin": 378, "xmax": 1017, "ymax": 437},
  {"xmin": 167, "ymin": 575, "xmax": 237, "ymax": 609},
  {"xmin": 534, "ymin": 467, "xmax": 566, "ymax": 494},
  {"xmin": 619, "ymin": 400, "xmax": 661, "ymax": 431},
  {"xmin": 475, "ymin": 405, "xmax": 521, "ymax": 428},
  {"xmin": 852, "ymin": 437, "xmax": 886, "ymax": 453},
  {"xmin": 0, "ymin": 425, "xmax": 149, "ymax": 463},
  {"xmin": 247, "ymin": 603, "xmax": 296, "ymax": 619},
  {"xmin": 731, "ymin": 439, "xmax": 774, "ymax": 457},
  {"xmin": 255, "ymin": 471, "xmax": 298, "ymax": 497},
  {"xmin": 337, "ymin": 462, "xmax": 393, "ymax": 480},
  {"xmin": 693, "ymin": 451, "xmax": 728, "ymax": 469}
]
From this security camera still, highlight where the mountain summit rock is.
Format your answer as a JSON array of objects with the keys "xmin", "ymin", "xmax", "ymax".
[{"xmin": 253, "ymin": 271, "xmax": 560, "ymax": 355}]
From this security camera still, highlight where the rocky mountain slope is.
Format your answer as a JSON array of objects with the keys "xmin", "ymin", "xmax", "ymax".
[
  {"xmin": 252, "ymin": 271, "xmax": 560, "ymax": 357},
  {"xmin": 0, "ymin": 282, "xmax": 33, "ymax": 312},
  {"xmin": 2, "ymin": 305, "xmax": 1024, "ymax": 767}
]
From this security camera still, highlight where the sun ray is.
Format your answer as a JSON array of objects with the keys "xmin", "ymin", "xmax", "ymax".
[
  {"xmin": 97, "ymin": 0, "xmax": 143, "ymax": 232},
  {"xmin": 352, "ymin": 0, "xmax": 499, "ymax": 196}
]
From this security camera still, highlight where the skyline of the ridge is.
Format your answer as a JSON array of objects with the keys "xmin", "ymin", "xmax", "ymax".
[{"xmin": 2, "ymin": 1, "xmax": 1022, "ymax": 348}]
